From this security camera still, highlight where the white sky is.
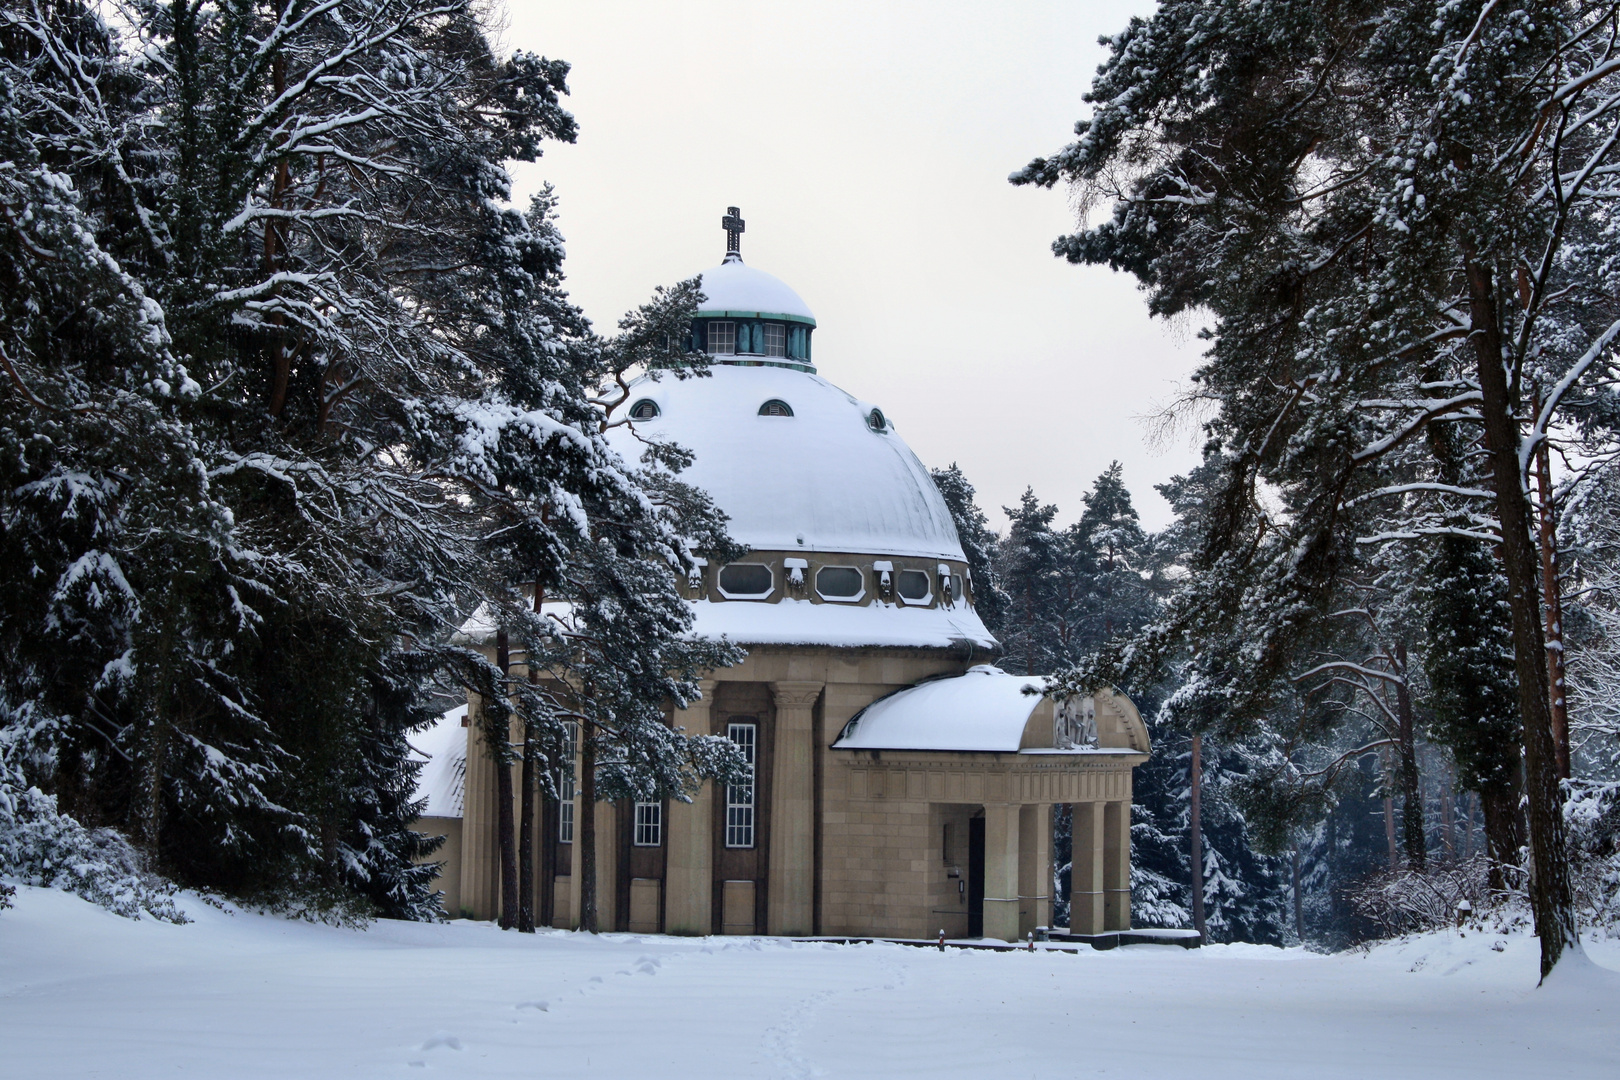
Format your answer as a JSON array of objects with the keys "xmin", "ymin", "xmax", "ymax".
[{"xmin": 502, "ymin": 0, "xmax": 1201, "ymax": 531}]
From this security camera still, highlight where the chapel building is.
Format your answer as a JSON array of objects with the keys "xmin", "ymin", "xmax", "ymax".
[{"xmin": 412, "ymin": 210, "xmax": 1150, "ymax": 941}]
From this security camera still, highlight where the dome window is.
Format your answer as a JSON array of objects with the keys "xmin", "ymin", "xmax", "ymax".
[
  {"xmin": 815, "ymin": 566, "xmax": 864, "ymax": 602},
  {"xmin": 763, "ymin": 323, "xmax": 786, "ymax": 357},
  {"xmin": 717, "ymin": 562, "xmax": 773, "ymax": 599},
  {"xmin": 758, "ymin": 399, "xmax": 794, "ymax": 417},
  {"xmin": 896, "ymin": 569, "xmax": 932, "ymax": 605},
  {"xmin": 629, "ymin": 398, "xmax": 660, "ymax": 420},
  {"xmin": 867, "ymin": 408, "xmax": 887, "ymax": 432},
  {"xmin": 707, "ymin": 320, "xmax": 735, "ymax": 355}
]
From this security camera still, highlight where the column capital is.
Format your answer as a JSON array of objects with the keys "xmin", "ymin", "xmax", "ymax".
[{"xmin": 769, "ymin": 681, "xmax": 824, "ymax": 708}]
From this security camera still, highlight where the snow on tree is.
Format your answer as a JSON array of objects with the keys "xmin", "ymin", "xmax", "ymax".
[
  {"xmin": 1013, "ymin": 0, "xmax": 1620, "ymax": 978},
  {"xmin": 931, "ymin": 464, "xmax": 1009, "ymax": 633},
  {"xmin": 0, "ymin": 0, "xmax": 740, "ymax": 922}
]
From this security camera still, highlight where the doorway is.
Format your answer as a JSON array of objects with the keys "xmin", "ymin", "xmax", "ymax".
[{"xmin": 967, "ymin": 816, "xmax": 986, "ymax": 937}]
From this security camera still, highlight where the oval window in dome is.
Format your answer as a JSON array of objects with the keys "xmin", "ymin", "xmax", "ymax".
[
  {"xmin": 717, "ymin": 563, "xmax": 773, "ymax": 598},
  {"xmin": 758, "ymin": 399, "xmax": 794, "ymax": 417},
  {"xmin": 867, "ymin": 408, "xmax": 887, "ymax": 432},
  {"xmin": 896, "ymin": 569, "xmax": 931, "ymax": 604},
  {"xmin": 815, "ymin": 566, "xmax": 864, "ymax": 601},
  {"xmin": 629, "ymin": 398, "xmax": 660, "ymax": 420}
]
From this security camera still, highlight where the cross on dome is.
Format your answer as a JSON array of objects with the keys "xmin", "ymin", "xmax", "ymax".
[{"xmin": 721, "ymin": 205, "xmax": 745, "ymax": 263}]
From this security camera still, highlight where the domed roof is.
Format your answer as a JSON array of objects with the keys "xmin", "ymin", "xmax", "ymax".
[
  {"xmin": 611, "ymin": 365, "xmax": 965, "ymax": 561},
  {"xmin": 696, "ymin": 257, "xmax": 816, "ymax": 324}
]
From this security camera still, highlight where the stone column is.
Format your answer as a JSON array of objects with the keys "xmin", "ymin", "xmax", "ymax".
[
  {"xmin": 459, "ymin": 695, "xmax": 500, "ymax": 920},
  {"xmin": 1104, "ymin": 799, "xmax": 1131, "ymax": 931},
  {"xmin": 768, "ymin": 681, "xmax": 823, "ymax": 935},
  {"xmin": 983, "ymin": 803, "xmax": 1022, "ymax": 941},
  {"xmin": 1071, "ymin": 801, "xmax": 1106, "ymax": 935},
  {"xmin": 1018, "ymin": 804, "xmax": 1051, "ymax": 938},
  {"xmin": 594, "ymin": 800, "xmax": 618, "ymax": 931},
  {"xmin": 664, "ymin": 680, "xmax": 718, "ymax": 934}
]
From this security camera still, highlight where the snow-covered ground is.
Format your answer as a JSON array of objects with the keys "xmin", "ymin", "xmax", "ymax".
[{"xmin": 2, "ymin": 885, "xmax": 1616, "ymax": 1079}]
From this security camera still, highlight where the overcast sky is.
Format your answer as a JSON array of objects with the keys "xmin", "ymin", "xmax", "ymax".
[{"xmin": 502, "ymin": 0, "xmax": 1201, "ymax": 531}]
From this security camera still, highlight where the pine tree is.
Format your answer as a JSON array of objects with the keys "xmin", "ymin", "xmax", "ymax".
[{"xmin": 1012, "ymin": 0, "xmax": 1620, "ymax": 975}]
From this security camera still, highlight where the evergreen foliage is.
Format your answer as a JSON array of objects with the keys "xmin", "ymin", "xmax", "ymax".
[
  {"xmin": 931, "ymin": 464, "xmax": 1008, "ymax": 633},
  {"xmin": 0, "ymin": 0, "xmax": 736, "ymax": 922},
  {"xmin": 1013, "ymin": 0, "xmax": 1620, "ymax": 974}
]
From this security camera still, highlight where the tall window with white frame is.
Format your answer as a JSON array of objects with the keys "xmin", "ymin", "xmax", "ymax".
[
  {"xmin": 763, "ymin": 323, "xmax": 786, "ymax": 357},
  {"xmin": 633, "ymin": 801, "xmax": 662, "ymax": 847},
  {"xmin": 725, "ymin": 721, "xmax": 757, "ymax": 848},
  {"xmin": 557, "ymin": 721, "xmax": 578, "ymax": 843}
]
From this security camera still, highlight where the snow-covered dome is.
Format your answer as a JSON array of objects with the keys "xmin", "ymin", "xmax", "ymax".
[
  {"xmin": 696, "ymin": 256, "xmax": 816, "ymax": 324},
  {"xmin": 606, "ymin": 208, "xmax": 993, "ymax": 651},
  {"xmin": 613, "ymin": 365, "xmax": 965, "ymax": 561}
]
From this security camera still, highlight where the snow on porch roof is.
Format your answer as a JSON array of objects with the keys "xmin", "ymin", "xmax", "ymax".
[{"xmin": 832, "ymin": 666, "xmax": 1046, "ymax": 753}]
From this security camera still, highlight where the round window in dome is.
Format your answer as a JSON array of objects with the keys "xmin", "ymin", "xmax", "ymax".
[
  {"xmin": 815, "ymin": 566, "xmax": 864, "ymax": 601},
  {"xmin": 758, "ymin": 399, "xmax": 794, "ymax": 417},
  {"xmin": 896, "ymin": 569, "xmax": 932, "ymax": 604},
  {"xmin": 717, "ymin": 563, "xmax": 774, "ymax": 599},
  {"xmin": 629, "ymin": 398, "xmax": 660, "ymax": 420},
  {"xmin": 867, "ymin": 408, "xmax": 887, "ymax": 432}
]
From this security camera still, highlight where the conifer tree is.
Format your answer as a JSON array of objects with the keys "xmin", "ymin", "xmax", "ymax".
[
  {"xmin": 1014, "ymin": 0, "xmax": 1620, "ymax": 976},
  {"xmin": 931, "ymin": 464, "xmax": 1008, "ymax": 634}
]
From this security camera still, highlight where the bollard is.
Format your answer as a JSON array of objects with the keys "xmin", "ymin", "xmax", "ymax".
[
  {"xmin": 1027, "ymin": 931, "xmax": 1035, "ymax": 952},
  {"xmin": 938, "ymin": 928, "xmax": 945, "ymax": 952}
]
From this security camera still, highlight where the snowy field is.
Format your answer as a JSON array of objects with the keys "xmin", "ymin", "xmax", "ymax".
[{"xmin": 2, "ymin": 886, "xmax": 1616, "ymax": 1080}]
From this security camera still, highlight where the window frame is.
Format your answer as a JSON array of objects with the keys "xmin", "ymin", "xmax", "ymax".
[
  {"xmin": 633, "ymin": 800, "xmax": 662, "ymax": 847},
  {"xmin": 717, "ymin": 562, "xmax": 775, "ymax": 600},
  {"xmin": 896, "ymin": 568, "xmax": 933, "ymax": 606},
  {"xmin": 757, "ymin": 399, "xmax": 794, "ymax": 417},
  {"xmin": 557, "ymin": 720, "xmax": 578, "ymax": 843},
  {"xmin": 706, "ymin": 320, "xmax": 736, "ymax": 355},
  {"xmin": 628, "ymin": 398, "xmax": 660, "ymax": 421},
  {"xmin": 763, "ymin": 322, "xmax": 787, "ymax": 357},
  {"xmin": 724, "ymin": 721, "xmax": 757, "ymax": 849},
  {"xmin": 814, "ymin": 564, "xmax": 865, "ymax": 603}
]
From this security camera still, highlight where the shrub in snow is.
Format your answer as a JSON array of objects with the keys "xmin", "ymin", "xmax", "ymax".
[
  {"xmin": 1345, "ymin": 859, "xmax": 1493, "ymax": 939},
  {"xmin": 0, "ymin": 786, "xmax": 186, "ymax": 923},
  {"xmin": 1567, "ymin": 780, "xmax": 1620, "ymax": 934}
]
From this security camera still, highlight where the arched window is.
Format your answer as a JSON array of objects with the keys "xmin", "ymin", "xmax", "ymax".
[
  {"xmin": 629, "ymin": 398, "xmax": 660, "ymax": 420},
  {"xmin": 867, "ymin": 408, "xmax": 887, "ymax": 432},
  {"xmin": 758, "ymin": 399, "xmax": 794, "ymax": 417}
]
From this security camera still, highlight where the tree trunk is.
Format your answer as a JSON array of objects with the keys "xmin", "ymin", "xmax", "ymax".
[
  {"xmin": 1394, "ymin": 645, "xmax": 1425, "ymax": 871},
  {"xmin": 1291, "ymin": 847, "xmax": 1304, "ymax": 944},
  {"xmin": 1383, "ymin": 789, "xmax": 1399, "ymax": 871},
  {"xmin": 518, "ymin": 716, "xmax": 536, "ymax": 934},
  {"xmin": 1479, "ymin": 782, "xmax": 1526, "ymax": 896},
  {"xmin": 494, "ymin": 630, "xmax": 518, "ymax": 931},
  {"xmin": 1440, "ymin": 765, "xmax": 1456, "ymax": 864},
  {"xmin": 578, "ymin": 726, "xmax": 598, "ymax": 933},
  {"xmin": 1465, "ymin": 257, "xmax": 1577, "ymax": 978},
  {"xmin": 1465, "ymin": 791, "xmax": 1479, "ymax": 861},
  {"xmin": 1189, "ymin": 734, "xmax": 1207, "ymax": 942},
  {"xmin": 1534, "ymin": 431, "xmax": 1571, "ymax": 780}
]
